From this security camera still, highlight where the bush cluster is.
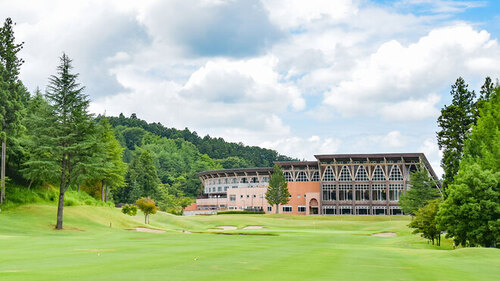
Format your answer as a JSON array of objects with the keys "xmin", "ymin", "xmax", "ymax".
[{"xmin": 217, "ymin": 210, "xmax": 265, "ymax": 215}]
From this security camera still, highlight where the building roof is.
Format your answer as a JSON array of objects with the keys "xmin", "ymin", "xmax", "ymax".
[{"xmin": 197, "ymin": 167, "xmax": 272, "ymax": 177}]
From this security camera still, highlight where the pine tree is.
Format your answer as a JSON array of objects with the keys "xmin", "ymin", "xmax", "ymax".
[
  {"xmin": 44, "ymin": 54, "xmax": 94, "ymax": 229},
  {"xmin": 97, "ymin": 118, "xmax": 126, "ymax": 201},
  {"xmin": 21, "ymin": 89, "xmax": 59, "ymax": 188},
  {"xmin": 0, "ymin": 18, "xmax": 26, "ymax": 203},
  {"xmin": 437, "ymin": 77, "xmax": 476, "ymax": 192},
  {"xmin": 124, "ymin": 149, "xmax": 160, "ymax": 203},
  {"xmin": 399, "ymin": 164, "xmax": 441, "ymax": 215},
  {"xmin": 265, "ymin": 164, "xmax": 290, "ymax": 214}
]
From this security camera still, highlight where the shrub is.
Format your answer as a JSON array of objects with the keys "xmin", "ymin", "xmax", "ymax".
[
  {"xmin": 217, "ymin": 210, "xmax": 265, "ymax": 215},
  {"xmin": 121, "ymin": 204, "xmax": 138, "ymax": 216}
]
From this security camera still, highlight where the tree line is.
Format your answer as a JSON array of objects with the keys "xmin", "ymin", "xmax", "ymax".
[{"xmin": 400, "ymin": 77, "xmax": 499, "ymax": 248}]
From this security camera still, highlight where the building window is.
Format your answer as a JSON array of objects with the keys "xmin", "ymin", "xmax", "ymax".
[
  {"xmin": 246, "ymin": 195, "xmax": 249, "ymax": 198},
  {"xmin": 389, "ymin": 184, "xmax": 404, "ymax": 201},
  {"xmin": 296, "ymin": 171, "xmax": 309, "ymax": 182},
  {"xmin": 232, "ymin": 178, "xmax": 238, "ymax": 183},
  {"xmin": 322, "ymin": 166, "xmax": 335, "ymax": 181},
  {"xmin": 240, "ymin": 178, "xmax": 248, "ymax": 183},
  {"xmin": 262, "ymin": 176, "xmax": 269, "ymax": 182},
  {"xmin": 338, "ymin": 184, "xmax": 353, "ymax": 200},
  {"xmin": 356, "ymin": 206, "xmax": 369, "ymax": 215},
  {"xmin": 322, "ymin": 184, "xmax": 336, "ymax": 201},
  {"xmin": 389, "ymin": 165, "xmax": 403, "ymax": 181},
  {"xmin": 372, "ymin": 165, "xmax": 386, "ymax": 181},
  {"xmin": 282, "ymin": 206, "xmax": 292, "ymax": 213},
  {"xmin": 297, "ymin": 194, "xmax": 301, "ymax": 198},
  {"xmin": 373, "ymin": 206, "xmax": 386, "ymax": 215},
  {"xmin": 224, "ymin": 178, "xmax": 229, "ymax": 184},
  {"xmin": 267, "ymin": 206, "xmax": 272, "ymax": 212},
  {"xmin": 230, "ymin": 195, "xmax": 236, "ymax": 201},
  {"xmin": 298, "ymin": 206, "xmax": 306, "ymax": 212},
  {"xmin": 218, "ymin": 179, "xmax": 221, "ymax": 184},
  {"xmin": 240, "ymin": 195, "xmax": 243, "ymax": 198},
  {"xmin": 284, "ymin": 172, "xmax": 293, "ymax": 182},
  {"xmin": 253, "ymin": 194, "xmax": 256, "ymax": 198},
  {"xmin": 372, "ymin": 184, "xmax": 387, "ymax": 201},
  {"xmin": 339, "ymin": 206, "xmax": 352, "ymax": 215},
  {"xmin": 251, "ymin": 177, "xmax": 258, "ymax": 183},
  {"xmin": 322, "ymin": 206, "xmax": 336, "ymax": 215},
  {"xmin": 217, "ymin": 186, "xmax": 222, "ymax": 192},
  {"xmin": 355, "ymin": 166, "xmax": 369, "ymax": 181},
  {"xmin": 354, "ymin": 184, "xmax": 370, "ymax": 201},
  {"xmin": 311, "ymin": 171, "xmax": 320, "ymax": 181},
  {"xmin": 339, "ymin": 166, "xmax": 352, "ymax": 181}
]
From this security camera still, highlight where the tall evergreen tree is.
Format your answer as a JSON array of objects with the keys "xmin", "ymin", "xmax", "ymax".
[
  {"xmin": 0, "ymin": 18, "xmax": 26, "ymax": 203},
  {"xmin": 399, "ymin": 164, "xmax": 441, "ymax": 216},
  {"xmin": 44, "ymin": 54, "xmax": 94, "ymax": 229},
  {"xmin": 437, "ymin": 87, "xmax": 499, "ymax": 247},
  {"xmin": 96, "ymin": 119, "xmax": 126, "ymax": 201},
  {"xmin": 437, "ymin": 77, "xmax": 476, "ymax": 192},
  {"xmin": 21, "ymin": 89, "xmax": 59, "ymax": 188},
  {"xmin": 121, "ymin": 149, "xmax": 160, "ymax": 203},
  {"xmin": 265, "ymin": 164, "xmax": 290, "ymax": 214}
]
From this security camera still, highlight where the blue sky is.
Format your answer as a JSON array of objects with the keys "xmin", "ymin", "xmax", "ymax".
[{"xmin": 2, "ymin": 0, "xmax": 500, "ymax": 176}]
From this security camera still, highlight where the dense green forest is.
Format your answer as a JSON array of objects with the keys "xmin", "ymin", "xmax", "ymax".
[{"xmin": 100, "ymin": 113, "xmax": 296, "ymax": 168}]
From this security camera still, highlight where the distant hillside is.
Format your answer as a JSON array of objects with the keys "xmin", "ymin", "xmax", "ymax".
[{"xmin": 100, "ymin": 113, "xmax": 297, "ymax": 169}]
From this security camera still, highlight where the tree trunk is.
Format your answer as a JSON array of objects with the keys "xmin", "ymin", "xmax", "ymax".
[
  {"xmin": 56, "ymin": 157, "xmax": 67, "ymax": 230},
  {"xmin": 144, "ymin": 214, "xmax": 147, "ymax": 224},
  {"xmin": 77, "ymin": 184, "xmax": 80, "ymax": 193},
  {"xmin": 1, "ymin": 141, "xmax": 6, "ymax": 204},
  {"xmin": 28, "ymin": 179, "xmax": 33, "ymax": 190},
  {"xmin": 105, "ymin": 184, "xmax": 109, "ymax": 202},
  {"xmin": 275, "ymin": 204, "xmax": 279, "ymax": 214},
  {"xmin": 101, "ymin": 181, "xmax": 105, "ymax": 201},
  {"xmin": 56, "ymin": 189, "xmax": 65, "ymax": 229}
]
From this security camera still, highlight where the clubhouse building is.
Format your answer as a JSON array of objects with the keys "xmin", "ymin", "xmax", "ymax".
[{"xmin": 183, "ymin": 153, "xmax": 440, "ymax": 216}]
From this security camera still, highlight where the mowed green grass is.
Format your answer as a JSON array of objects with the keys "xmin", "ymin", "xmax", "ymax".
[{"xmin": 0, "ymin": 205, "xmax": 498, "ymax": 281}]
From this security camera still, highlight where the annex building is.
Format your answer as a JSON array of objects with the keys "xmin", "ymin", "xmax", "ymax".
[{"xmin": 184, "ymin": 153, "xmax": 440, "ymax": 216}]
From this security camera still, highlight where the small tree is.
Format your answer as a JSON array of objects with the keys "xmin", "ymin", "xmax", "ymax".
[
  {"xmin": 265, "ymin": 164, "xmax": 290, "ymax": 214},
  {"xmin": 121, "ymin": 204, "xmax": 137, "ymax": 216},
  {"xmin": 409, "ymin": 199, "xmax": 442, "ymax": 246},
  {"xmin": 399, "ymin": 164, "xmax": 441, "ymax": 215},
  {"xmin": 136, "ymin": 197, "xmax": 158, "ymax": 224}
]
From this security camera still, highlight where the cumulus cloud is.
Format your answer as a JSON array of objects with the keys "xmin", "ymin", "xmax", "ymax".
[
  {"xmin": 260, "ymin": 135, "xmax": 341, "ymax": 160},
  {"xmin": 323, "ymin": 24, "xmax": 500, "ymax": 120},
  {"xmin": 90, "ymin": 56, "xmax": 304, "ymax": 145}
]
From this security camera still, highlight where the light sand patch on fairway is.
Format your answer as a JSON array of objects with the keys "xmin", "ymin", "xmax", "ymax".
[
  {"xmin": 74, "ymin": 249, "xmax": 115, "ymax": 252},
  {"xmin": 178, "ymin": 230, "xmax": 192, "ymax": 234},
  {"xmin": 0, "ymin": 270, "xmax": 25, "ymax": 273},
  {"xmin": 243, "ymin": 226, "xmax": 263, "ymax": 230},
  {"xmin": 218, "ymin": 226, "xmax": 237, "ymax": 230},
  {"xmin": 371, "ymin": 232, "xmax": 397, "ymax": 237},
  {"xmin": 208, "ymin": 226, "xmax": 237, "ymax": 231},
  {"xmin": 135, "ymin": 227, "xmax": 165, "ymax": 233}
]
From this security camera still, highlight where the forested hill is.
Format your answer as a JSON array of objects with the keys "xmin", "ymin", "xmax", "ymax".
[{"xmin": 100, "ymin": 113, "xmax": 297, "ymax": 168}]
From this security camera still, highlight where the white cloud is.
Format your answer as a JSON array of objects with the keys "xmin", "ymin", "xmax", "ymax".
[
  {"xmin": 323, "ymin": 24, "xmax": 500, "ymax": 120},
  {"xmin": 91, "ymin": 56, "xmax": 304, "ymax": 146},
  {"xmin": 260, "ymin": 135, "xmax": 341, "ymax": 160},
  {"xmin": 352, "ymin": 131, "xmax": 409, "ymax": 152},
  {"xmin": 261, "ymin": 0, "xmax": 358, "ymax": 29},
  {"xmin": 380, "ymin": 94, "xmax": 441, "ymax": 121}
]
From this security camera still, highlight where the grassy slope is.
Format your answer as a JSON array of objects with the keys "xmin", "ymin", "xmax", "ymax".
[{"xmin": 0, "ymin": 204, "xmax": 498, "ymax": 281}]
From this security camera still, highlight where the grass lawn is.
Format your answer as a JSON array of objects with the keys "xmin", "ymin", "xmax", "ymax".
[{"xmin": 0, "ymin": 204, "xmax": 498, "ymax": 281}]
